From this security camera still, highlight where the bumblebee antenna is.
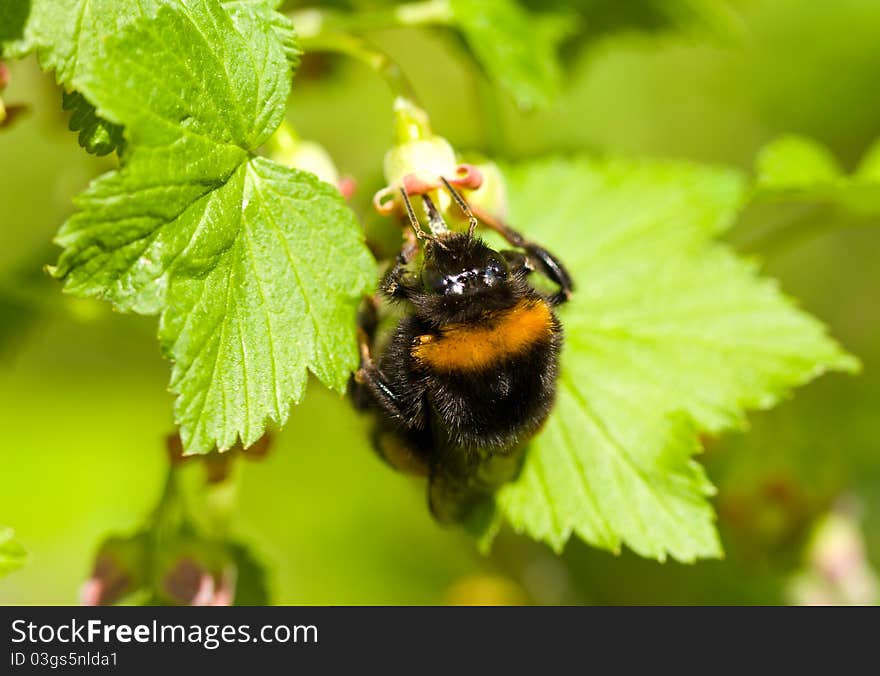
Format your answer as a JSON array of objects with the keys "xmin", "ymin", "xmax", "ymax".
[
  {"xmin": 399, "ymin": 188, "xmax": 430, "ymax": 241},
  {"xmin": 440, "ymin": 176, "xmax": 478, "ymax": 237},
  {"xmin": 421, "ymin": 193, "xmax": 449, "ymax": 236}
]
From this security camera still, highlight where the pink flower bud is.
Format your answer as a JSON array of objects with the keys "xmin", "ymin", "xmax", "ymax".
[
  {"xmin": 80, "ymin": 537, "xmax": 146, "ymax": 606},
  {"xmin": 161, "ymin": 556, "xmax": 237, "ymax": 606}
]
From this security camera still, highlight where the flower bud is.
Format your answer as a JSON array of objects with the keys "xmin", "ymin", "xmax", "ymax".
[
  {"xmin": 383, "ymin": 135, "xmax": 458, "ymax": 195},
  {"xmin": 462, "ymin": 160, "xmax": 509, "ymax": 221},
  {"xmin": 278, "ymin": 139, "xmax": 341, "ymax": 187},
  {"xmin": 266, "ymin": 123, "xmax": 353, "ymax": 198},
  {"xmin": 373, "ymin": 136, "xmax": 485, "ymax": 219},
  {"xmin": 372, "ymin": 98, "xmax": 497, "ymax": 225},
  {"xmin": 0, "ymin": 62, "xmax": 26, "ymax": 129},
  {"xmin": 789, "ymin": 501, "xmax": 880, "ymax": 605},
  {"xmin": 157, "ymin": 542, "xmax": 236, "ymax": 606},
  {"xmin": 80, "ymin": 535, "xmax": 147, "ymax": 606},
  {"xmin": 0, "ymin": 61, "xmax": 8, "ymax": 127}
]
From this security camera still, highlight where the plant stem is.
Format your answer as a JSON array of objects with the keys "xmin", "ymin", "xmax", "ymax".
[
  {"xmin": 299, "ymin": 30, "xmax": 419, "ymax": 104},
  {"xmin": 295, "ymin": 30, "xmax": 434, "ymax": 143},
  {"xmin": 148, "ymin": 467, "xmax": 183, "ymax": 534},
  {"xmin": 290, "ymin": 0, "xmax": 452, "ymax": 131}
]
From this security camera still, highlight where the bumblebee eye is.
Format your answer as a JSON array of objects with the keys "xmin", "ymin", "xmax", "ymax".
[
  {"xmin": 421, "ymin": 263, "xmax": 446, "ymax": 293},
  {"xmin": 484, "ymin": 252, "xmax": 509, "ymax": 284}
]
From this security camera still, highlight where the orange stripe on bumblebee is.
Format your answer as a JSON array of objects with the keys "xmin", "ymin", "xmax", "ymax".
[{"xmin": 412, "ymin": 299, "xmax": 554, "ymax": 372}]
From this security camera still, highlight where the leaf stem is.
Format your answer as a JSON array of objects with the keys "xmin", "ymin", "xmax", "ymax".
[
  {"xmin": 290, "ymin": 2, "xmax": 449, "ymax": 139},
  {"xmin": 298, "ymin": 30, "xmax": 420, "ymax": 104},
  {"xmin": 294, "ymin": 28, "xmax": 433, "ymax": 143},
  {"xmin": 147, "ymin": 467, "xmax": 184, "ymax": 534}
]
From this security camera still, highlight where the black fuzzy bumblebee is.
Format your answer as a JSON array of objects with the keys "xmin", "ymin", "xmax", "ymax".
[{"xmin": 354, "ymin": 178, "xmax": 573, "ymax": 523}]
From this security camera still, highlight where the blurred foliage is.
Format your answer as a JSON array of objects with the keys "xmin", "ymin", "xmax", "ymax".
[
  {"xmin": 753, "ymin": 134, "xmax": 880, "ymax": 218},
  {"xmin": 0, "ymin": 0, "xmax": 878, "ymax": 603},
  {"xmin": 446, "ymin": 0, "xmax": 568, "ymax": 109},
  {"xmin": 0, "ymin": 527, "xmax": 27, "ymax": 577}
]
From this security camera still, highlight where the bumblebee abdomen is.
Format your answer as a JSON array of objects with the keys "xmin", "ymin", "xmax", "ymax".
[
  {"xmin": 411, "ymin": 297, "xmax": 562, "ymax": 451},
  {"xmin": 411, "ymin": 298, "xmax": 556, "ymax": 372}
]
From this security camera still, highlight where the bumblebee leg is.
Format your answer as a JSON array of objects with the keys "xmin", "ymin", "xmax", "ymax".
[
  {"xmin": 355, "ymin": 309, "xmax": 430, "ymax": 432},
  {"xmin": 354, "ymin": 344, "xmax": 408, "ymax": 425},
  {"xmin": 524, "ymin": 244, "xmax": 573, "ymax": 307},
  {"xmin": 399, "ymin": 186, "xmax": 433, "ymax": 240},
  {"xmin": 353, "ymin": 298, "xmax": 432, "ymax": 475},
  {"xmin": 357, "ymin": 358, "xmax": 430, "ymax": 476},
  {"xmin": 380, "ymin": 229, "xmax": 423, "ymax": 301},
  {"xmin": 351, "ymin": 295, "xmax": 381, "ymax": 411},
  {"xmin": 500, "ymin": 248, "xmax": 571, "ymax": 307},
  {"xmin": 380, "ymin": 255, "xmax": 413, "ymax": 300},
  {"xmin": 351, "ymin": 297, "xmax": 390, "ymax": 412},
  {"xmin": 483, "ymin": 213, "xmax": 572, "ymax": 305},
  {"xmin": 359, "ymin": 294, "xmax": 380, "ymax": 340},
  {"xmin": 421, "ymin": 193, "xmax": 450, "ymax": 235},
  {"xmin": 500, "ymin": 250, "xmax": 534, "ymax": 274}
]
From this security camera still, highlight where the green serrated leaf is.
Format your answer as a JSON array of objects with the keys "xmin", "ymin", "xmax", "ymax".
[
  {"xmin": 448, "ymin": 0, "xmax": 566, "ymax": 109},
  {"xmin": 491, "ymin": 156, "xmax": 858, "ymax": 562},
  {"xmin": 754, "ymin": 135, "xmax": 880, "ymax": 216},
  {"xmin": 7, "ymin": 0, "xmax": 299, "ymax": 88},
  {"xmin": 0, "ymin": 527, "xmax": 27, "ymax": 577},
  {"xmin": 50, "ymin": 1, "xmax": 373, "ymax": 452},
  {"xmin": 9, "ymin": 0, "xmax": 126, "ymax": 84},
  {"xmin": 222, "ymin": 0, "xmax": 301, "ymax": 71},
  {"xmin": 77, "ymin": 2, "xmax": 292, "ymax": 150},
  {"xmin": 61, "ymin": 90, "xmax": 124, "ymax": 156},
  {"xmin": 532, "ymin": 0, "xmax": 743, "ymax": 47},
  {"xmin": 161, "ymin": 158, "xmax": 373, "ymax": 451}
]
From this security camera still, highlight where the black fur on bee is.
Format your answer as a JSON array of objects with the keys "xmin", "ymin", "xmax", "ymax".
[{"xmin": 352, "ymin": 178, "xmax": 573, "ymax": 524}]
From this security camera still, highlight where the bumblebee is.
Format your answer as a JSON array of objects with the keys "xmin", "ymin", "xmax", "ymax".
[{"xmin": 354, "ymin": 178, "xmax": 573, "ymax": 523}]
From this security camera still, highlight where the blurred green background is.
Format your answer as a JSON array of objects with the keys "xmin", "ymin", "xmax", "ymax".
[{"xmin": 1, "ymin": 0, "xmax": 878, "ymax": 604}]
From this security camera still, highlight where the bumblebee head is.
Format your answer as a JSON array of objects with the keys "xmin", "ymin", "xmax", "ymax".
[
  {"xmin": 395, "ymin": 184, "xmax": 528, "ymax": 324},
  {"xmin": 421, "ymin": 233, "xmax": 510, "ymax": 297}
]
